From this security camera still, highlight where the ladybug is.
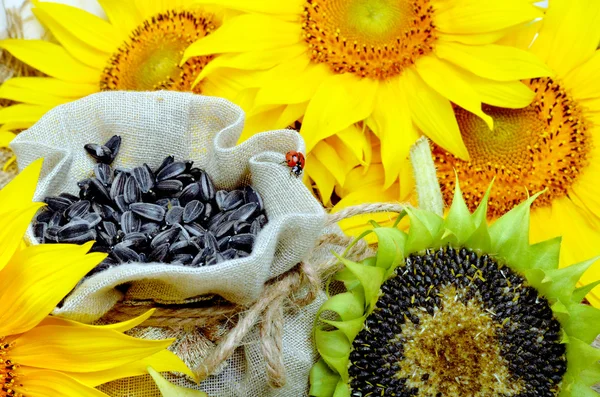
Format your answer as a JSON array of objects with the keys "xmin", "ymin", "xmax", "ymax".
[{"xmin": 284, "ymin": 150, "xmax": 305, "ymax": 177}]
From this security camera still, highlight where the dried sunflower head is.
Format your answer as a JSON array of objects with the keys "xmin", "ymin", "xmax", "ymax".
[{"xmin": 310, "ymin": 182, "xmax": 600, "ymax": 397}]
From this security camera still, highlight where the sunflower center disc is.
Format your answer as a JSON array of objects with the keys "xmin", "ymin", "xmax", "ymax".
[
  {"xmin": 433, "ymin": 77, "xmax": 591, "ymax": 217},
  {"xmin": 302, "ymin": 0, "xmax": 436, "ymax": 79},
  {"xmin": 0, "ymin": 339, "xmax": 20, "ymax": 396},
  {"xmin": 100, "ymin": 10, "xmax": 217, "ymax": 92},
  {"xmin": 348, "ymin": 247, "xmax": 566, "ymax": 397}
]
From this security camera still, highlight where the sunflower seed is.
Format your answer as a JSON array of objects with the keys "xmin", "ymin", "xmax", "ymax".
[
  {"xmin": 49, "ymin": 211, "xmax": 65, "ymax": 227},
  {"xmin": 155, "ymin": 179, "xmax": 183, "ymax": 193},
  {"xmin": 243, "ymin": 185, "xmax": 264, "ymax": 210},
  {"xmin": 184, "ymin": 222, "xmax": 206, "ymax": 237},
  {"xmin": 229, "ymin": 202, "xmax": 258, "ymax": 222},
  {"xmin": 183, "ymin": 200, "xmax": 204, "ymax": 223},
  {"xmin": 113, "ymin": 243, "xmax": 140, "ymax": 263},
  {"xmin": 149, "ymin": 243, "xmax": 170, "ymax": 262},
  {"xmin": 110, "ymin": 171, "xmax": 127, "ymax": 200},
  {"xmin": 175, "ymin": 173, "xmax": 195, "ymax": 185},
  {"xmin": 179, "ymin": 182, "xmax": 200, "ymax": 205},
  {"xmin": 236, "ymin": 250, "xmax": 250, "ymax": 258},
  {"xmin": 59, "ymin": 192, "xmax": 80, "ymax": 203},
  {"xmin": 250, "ymin": 219, "xmax": 261, "ymax": 235},
  {"xmin": 62, "ymin": 229, "xmax": 97, "ymax": 244},
  {"xmin": 36, "ymin": 210, "xmax": 53, "ymax": 223},
  {"xmin": 256, "ymin": 214, "xmax": 268, "ymax": 228},
  {"xmin": 155, "ymin": 155, "xmax": 174, "ymax": 174},
  {"xmin": 83, "ymin": 213, "xmax": 102, "ymax": 228},
  {"xmin": 217, "ymin": 236, "xmax": 230, "ymax": 251},
  {"xmin": 84, "ymin": 143, "xmax": 113, "ymax": 163},
  {"xmin": 90, "ymin": 244, "xmax": 110, "ymax": 253},
  {"xmin": 150, "ymin": 227, "xmax": 180, "ymax": 248},
  {"xmin": 172, "ymin": 254, "xmax": 194, "ymax": 265},
  {"xmin": 130, "ymin": 202, "xmax": 165, "ymax": 222},
  {"xmin": 66, "ymin": 200, "xmax": 90, "ymax": 219},
  {"xmin": 204, "ymin": 232, "xmax": 218, "ymax": 252},
  {"xmin": 95, "ymin": 163, "xmax": 113, "ymax": 186},
  {"xmin": 199, "ymin": 171, "xmax": 216, "ymax": 202},
  {"xmin": 221, "ymin": 248, "xmax": 237, "ymax": 260},
  {"xmin": 191, "ymin": 252, "xmax": 205, "ymax": 267},
  {"xmin": 229, "ymin": 233, "xmax": 254, "ymax": 251},
  {"xmin": 133, "ymin": 165, "xmax": 155, "ymax": 193},
  {"xmin": 214, "ymin": 220, "xmax": 235, "ymax": 239},
  {"xmin": 89, "ymin": 178, "xmax": 112, "ymax": 204},
  {"xmin": 123, "ymin": 232, "xmax": 147, "ymax": 249},
  {"xmin": 58, "ymin": 219, "xmax": 90, "ymax": 239},
  {"xmin": 200, "ymin": 202, "xmax": 214, "ymax": 224},
  {"xmin": 121, "ymin": 211, "xmax": 141, "ymax": 234},
  {"xmin": 233, "ymin": 221, "xmax": 251, "ymax": 235},
  {"xmin": 170, "ymin": 240, "xmax": 190, "ymax": 254},
  {"xmin": 45, "ymin": 196, "xmax": 72, "ymax": 212},
  {"xmin": 34, "ymin": 222, "xmax": 47, "ymax": 241},
  {"xmin": 221, "ymin": 190, "xmax": 244, "ymax": 211},
  {"xmin": 165, "ymin": 206, "xmax": 184, "ymax": 225},
  {"xmin": 215, "ymin": 190, "xmax": 228, "ymax": 211},
  {"xmin": 189, "ymin": 167, "xmax": 203, "ymax": 180},
  {"xmin": 45, "ymin": 226, "xmax": 60, "ymax": 242},
  {"xmin": 156, "ymin": 161, "xmax": 186, "ymax": 181},
  {"xmin": 206, "ymin": 253, "xmax": 222, "ymax": 266},
  {"xmin": 117, "ymin": 191, "xmax": 129, "ymax": 212},
  {"xmin": 207, "ymin": 211, "xmax": 227, "ymax": 231},
  {"xmin": 189, "ymin": 236, "xmax": 203, "ymax": 250},
  {"xmin": 102, "ymin": 221, "xmax": 118, "ymax": 238},
  {"xmin": 124, "ymin": 176, "xmax": 141, "ymax": 204},
  {"xmin": 140, "ymin": 221, "xmax": 161, "ymax": 236},
  {"xmin": 104, "ymin": 135, "xmax": 121, "ymax": 161}
]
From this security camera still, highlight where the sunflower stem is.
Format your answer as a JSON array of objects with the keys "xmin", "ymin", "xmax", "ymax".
[{"xmin": 409, "ymin": 137, "xmax": 444, "ymax": 217}]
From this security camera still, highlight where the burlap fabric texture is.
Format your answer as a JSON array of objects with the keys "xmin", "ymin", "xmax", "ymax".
[{"xmin": 10, "ymin": 91, "xmax": 326, "ymax": 324}]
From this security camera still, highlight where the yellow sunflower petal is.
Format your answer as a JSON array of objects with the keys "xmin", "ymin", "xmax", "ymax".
[
  {"xmin": 33, "ymin": 1, "xmax": 120, "ymax": 53},
  {"xmin": 66, "ymin": 350, "xmax": 195, "ymax": 387},
  {"xmin": 436, "ymin": 40, "xmax": 552, "ymax": 82},
  {"xmin": 147, "ymin": 366, "xmax": 207, "ymax": 397},
  {"xmin": 305, "ymin": 155, "xmax": 336, "ymax": 206},
  {"xmin": 0, "ymin": 157, "xmax": 43, "ymax": 211},
  {"xmin": 571, "ymin": 150, "xmax": 600, "ymax": 219},
  {"xmin": 530, "ymin": 0, "xmax": 600, "ymax": 78},
  {"xmin": 400, "ymin": 68, "xmax": 468, "ymax": 160},
  {"xmin": 0, "ymin": 77, "xmax": 98, "ymax": 102},
  {"xmin": 0, "ymin": 131, "xmax": 17, "ymax": 147},
  {"xmin": 312, "ymin": 141, "xmax": 347, "ymax": 186},
  {"xmin": 0, "ymin": 104, "xmax": 53, "ymax": 128},
  {"xmin": 254, "ymin": 58, "xmax": 331, "ymax": 107},
  {"xmin": 12, "ymin": 325, "xmax": 174, "ymax": 372},
  {"xmin": 276, "ymin": 102, "xmax": 308, "ymax": 128},
  {"xmin": 191, "ymin": 0, "xmax": 303, "ymax": 15},
  {"xmin": 15, "ymin": 369, "xmax": 109, "ymax": 397},
  {"xmin": 563, "ymin": 51, "xmax": 600, "ymax": 101},
  {"xmin": 0, "ymin": 242, "xmax": 105, "ymax": 335},
  {"xmin": 415, "ymin": 56, "xmax": 493, "ymax": 131},
  {"xmin": 241, "ymin": 106, "xmax": 286, "ymax": 141},
  {"xmin": 0, "ymin": 79, "xmax": 74, "ymax": 107},
  {"xmin": 0, "ymin": 204, "xmax": 44, "ymax": 273},
  {"xmin": 38, "ymin": 309, "xmax": 156, "ymax": 333},
  {"xmin": 435, "ymin": 0, "xmax": 541, "ymax": 35},
  {"xmin": 336, "ymin": 125, "xmax": 369, "ymax": 165},
  {"xmin": 368, "ymin": 80, "xmax": 417, "ymax": 189},
  {"xmin": 452, "ymin": 68, "xmax": 536, "ymax": 109},
  {"xmin": 183, "ymin": 14, "xmax": 300, "ymax": 59},
  {"xmin": 341, "ymin": 164, "xmax": 386, "ymax": 197},
  {"xmin": 97, "ymin": 0, "xmax": 142, "ymax": 37},
  {"xmin": 31, "ymin": 7, "xmax": 110, "ymax": 69},
  {"xmin": 301, "ymin": 74, "xmax": 378, "ymax": 152},
  {"xmin": 0, "ymin": 39, "xmax": 98, "ymax": 83}
]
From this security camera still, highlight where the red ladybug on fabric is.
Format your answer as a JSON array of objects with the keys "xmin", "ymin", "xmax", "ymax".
[{"xmin": 285, "ymin": 150, "xmax": 305, "ymax": 177}]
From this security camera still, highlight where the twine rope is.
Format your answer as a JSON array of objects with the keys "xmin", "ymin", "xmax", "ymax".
[{"xmin": 102, "ymin": 202, "xmax": 407, "ymax": 387}]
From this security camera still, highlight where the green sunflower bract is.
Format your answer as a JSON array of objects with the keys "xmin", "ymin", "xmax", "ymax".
[{"xmin": 310, "ymin": 182, "xmax": 600, "ymax": 397}]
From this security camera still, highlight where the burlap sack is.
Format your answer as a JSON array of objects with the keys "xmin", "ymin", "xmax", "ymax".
[{"xmin": 10, "ymin": 90, "xmax": 326, "ymax": 323}]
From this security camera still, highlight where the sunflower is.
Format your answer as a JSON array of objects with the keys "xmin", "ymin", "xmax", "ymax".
[
  {"xmin": 0, "ymin": 0, "xmax": 245, "ymax": 145},
  {"xmin": 184, "ymin": 0, "xmax": 552, "ymax": 189},
  {"xmin": 430, "ymin": 0, "xmax": 600, "ymax": 306},
  {"xmin": 0, "ymin": 159, "xmax": 192, "ymax": 396},
  {"xmin": 310, "ymin": 182, "xmax": 600, "ymax": 397}
]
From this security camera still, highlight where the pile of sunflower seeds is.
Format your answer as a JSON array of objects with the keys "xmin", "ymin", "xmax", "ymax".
[{"xmin": 32, "ymin": 135, "xmax": 267, "ymax": 276}]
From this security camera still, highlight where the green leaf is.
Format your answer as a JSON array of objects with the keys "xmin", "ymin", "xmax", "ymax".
[
  {"xmin": 317, "ymin": 291, "xmax": 364, "ymax": 320},
  {"xmin": 573, "ymin": 280, "xmax": 600, "ymax": 304},
  {"xmin": 371, "ymin": 227, "xmax": 406, "ymax": 274},
  {"xmin": 405, "ymin": 207, "xmax": 444, "ymax": 253},
  {"xmin": 309, "ymin": 359, "xmax": 339, "ymax": 397},
  {"xmin": 444, "ymin": 178, "xmax": 476, "ymax": 244},
  {"xmin": 315, "ymin": 329, "xmax": 351, "ymax": 381},
  {"xmin": 561, "ymin": 303, "xmax": 600, "ymax": 344},
  {"xmin": 335, "ymin": 253, "xmax": 385, "ymax": 310},
  {"xmin": 464, "ymin": 218, "xmax": 492, "ymax": 253},
  {"xmin": 527, "ymin": 237, "xmax": 562, "ymax": 272},
  {"xmin": 333, "ymin": 381, "xmax": 351, "ymax": 397},
  {"xmin": 541, "ymin": 257, "xmax": 599, "ymax": 302},
  {"xmin": 471, "ymin": 182, "xmax": 493, "ymax": 228},
  {"xmin": 322, "ymin": 316, "xmax": 367, "ymax": 342},
  {"xmin": 565, "ymin": 337, "xmax": 600, "ymax": 383},
  {"xmin": 147, "ymin": 367, "xmax": 208, "ymax": 397}
]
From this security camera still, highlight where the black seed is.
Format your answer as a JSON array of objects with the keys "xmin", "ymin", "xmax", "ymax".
[
  {"xmin": 44, "ymin": 196, "xmax": 72, "ymax": 212},
  {"xmin": 148, "ymin": 243, "xmax": 170, "ymax": 262},
  {"xmin": 156, "ymin": 161, "xmax": 187, "ymax": 181},
  {"xmin": 165, "ymin": 206, "xmax": 184, "ymax": 225},
  {"xmin": 229, "ymin": 233, "xmax": 254, "ymax": 251},
  {"xmin": 66, "ymin": 200, "xmax": 90, "ymax": 219},
  {"xmin": 44, "ymin": 226, "xmax": 60, "ymax": 242},
  {"xmin": 121, "ymin": 211, "xmax": 141, "ymax": 234},
  {"xmin": 130, "ymin": 202, "xmax": 165, "ymax": 222},
  {"xmin": 89, "ymin": 178, "xmax": 112, "ymax": 204},
  {"xmin": 179, "ymin": 182, "xmax": 201, "ymax": 205},
  {"xmin": 221, "ymin": 248, "xmax": 237, "ymax": 260},
  {"xmin": 150, "ymin": 227, "xmax": 180, "ymax": 249},
  {"xmin": 214, "ymin": 220, "xmax": 235, "ymax": 239},
  {"xmin": 133, "ymin": 165, "xmax": 155, "ymax": 193},
  {"xmin": 243, "ymin": 185, "xmax": 264, "ymax": 211},
  {"xmin": 59, "ymin": 192, "xmax": 79, "ymax": 203},
  {"xmin": 49, "ymin": 211, "xmax": 65, "ymax": 227},
  {"xmin": 94, "ymin": 163, "xmax": 113, "ymax": 186},
  {"xmin": 33, "ymin": 222, "xmax": 47, "ymax": 241},
  {"xmin": 199, "ymin": 171, "xmax": 216, "ymax": 202},
  {"xmin": 60, "ymin": 228, "xmax": 96, "ymax": 244},
  {"xmin": 104, "ymin": 135, "xmax": 121, "ymax": 161},
  {"xmin": 123, "ymin": 232, "xmax": 147, "ymax": 249},
  {"xmin": 124, "ymin": 176, "xmax": 141, "ymax": 204},
  {"xmin": 36, "ymin": 210, "xmax": 53, "ymax": 223},
  {"xmin": 155, "ymin": 155, "xmax": 174, "ymax": 174},
  {"xmin": 140, "ymin": 221, "xmax": 161, "ymax": 237},
  {"xmin": 229, "ymin": 202, "xmax": 258, "ymax": 222},
  {"xmin": 110, "ymin": 171, "xmax": 127, "ymax": 200},
  {"xmin": 184, "ymin": 222, "xmax": 206, "ymax": 237},
  {"xmin": 221, "ymin": 190, "xmax": 244, "ymax": 211},
  {"xmin": 172, "ymin": 253, "xmax": 194, "ymax": 265},
  {"xmin": 155, "ymin": 179, "xmax": 183, "ymax": 193},
  {"xmin": 102, "ymin": 221, "xmax": 118, "ymax": 238},
  {"xmin": 183, "ymin": 200, "xmax": 204, "ymax": 223},
  {"xmin": 83, "ymin": 213, "xmax": 102, "ymax": 227},
  {"xmin": 84, "ymin": 143, "xmax": 113, "ymax": 163},
  {"xmin": 113, "ymin": 243, "xmax": 140, "ymax": 263},
  {"xmin": 215, "ymin": 190, "xmax": 228, "ymax": 211}
]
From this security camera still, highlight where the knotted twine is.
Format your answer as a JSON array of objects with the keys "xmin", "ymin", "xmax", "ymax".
[{"xmin": 101, "ymin": 202, "xmax": 407, "ymax": 389}]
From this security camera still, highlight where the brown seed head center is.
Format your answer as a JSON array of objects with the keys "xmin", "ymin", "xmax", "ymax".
[
  {"xmin": 100, "ymin": 10, "xmax": 217, "ymax": 92},
  {"xmin": 433, "ymin": 77, "xmax": 591, "ymax": 217},
  {"xmin": 302, "ymin": 0, "xmax": 437, "ymax": 79},
  {"xmin": 397, "ymin": 287, "xmax": 524, "ymax": 397}
]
